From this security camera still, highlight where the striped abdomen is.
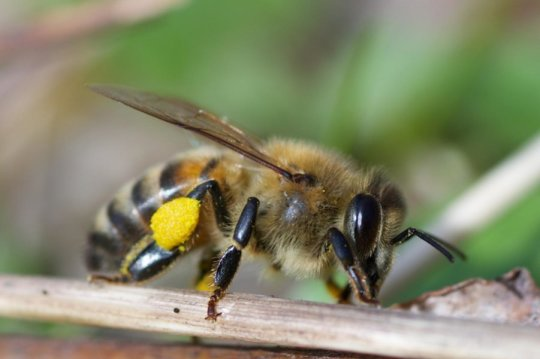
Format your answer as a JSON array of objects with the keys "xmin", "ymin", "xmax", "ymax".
[{"xmin": 86, "ymin": 149, "xmax": 228, "ymax": 272}]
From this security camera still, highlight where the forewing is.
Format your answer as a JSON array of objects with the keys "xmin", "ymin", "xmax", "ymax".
[{"xmin": 90, "ymin": 84, "xmax": 292, "ymax": 180}]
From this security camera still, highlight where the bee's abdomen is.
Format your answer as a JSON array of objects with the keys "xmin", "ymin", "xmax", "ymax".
[{"xmin": 86, "ymin": 153, "xmax": 222, "ymax": 272}]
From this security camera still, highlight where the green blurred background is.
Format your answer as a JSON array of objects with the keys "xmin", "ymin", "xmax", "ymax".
[{"xmin": 0, "ymin": 0, "xmax": 539, "ymax": 338}]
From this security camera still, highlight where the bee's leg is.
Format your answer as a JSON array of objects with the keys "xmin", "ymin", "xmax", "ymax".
[
  {"xmin": 125, "ymin": 241, "xmax": 183, "ymax": 282},
  {"xmin": 325, "ymin": 277, "xmax": 352, "ymax": 304},
  {"xmin": 187, "ymin": 247, "xmax": 219, "ymax": 344},
  {"xmin": 328, "ymin": 228, "xmax": 379, "ymax": 305},
  {"xmin": 189, "ymin": 180, "xmax": 233, "ymax": 292},
  {"xmin": 187, "ymin": 180, "xmax": 231, "ymax": 234},
  {"xmin": 125, "ymin": 181, "xmax": 229, "ymax": 283},
  {"xmin": 90, "ymin": 181, "xmax": 229, "ymax": 287},
  {"xmin": 88, "ymin": 237, "xmax": 156, "ymax": 284},
  {"xmin": 92, "ymin": 236, "xmax": 182, "ymax": 284},
  {"xmin": 206, "ymin": 197, "xmax": 259, "ymax": 321}
]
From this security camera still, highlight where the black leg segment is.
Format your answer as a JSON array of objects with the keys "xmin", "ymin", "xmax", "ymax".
[
  {"xmin": 213, "ymin": 246, "xmax": 241, "ymax": 290},
  {"xmin": 328, "ymin": 228, "xmax": 354, "ymax": 268},
  {"xmin": 232, "ymin": 197, "xmax": 259, "ymax": 248},
  {"xmin": 187, "ymin": 180, "xmax": 231, "ymax": 233},
  {"xmin": 127, "ymin": 242, "xmax": 181, "ymax": 282},
  {"xmin": 206, "ymin": 197, "xmax": 259, "ymax": 321},
  {"xmin": 328, "ymin": 227, "xmax": 378, "ymax": 304}
]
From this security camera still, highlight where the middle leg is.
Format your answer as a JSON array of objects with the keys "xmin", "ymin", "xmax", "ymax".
[{"xmin": 206, "ymin": 197, "xmax": 260, "ymax": 321}]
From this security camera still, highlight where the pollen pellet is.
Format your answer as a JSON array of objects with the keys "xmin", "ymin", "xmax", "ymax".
[{"xmin": 150, "ymin": 197, "xmax": 201, "ymax": 250}]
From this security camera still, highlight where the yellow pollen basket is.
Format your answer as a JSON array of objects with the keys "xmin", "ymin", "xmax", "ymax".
[{"xmin": 150, "ymin": 197, "xmax": 201, "ymax": 251}]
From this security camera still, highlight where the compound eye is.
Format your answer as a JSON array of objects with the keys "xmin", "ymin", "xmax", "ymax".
[{"xmin": 344, "ymin": 194, "xmax": 382, "ymax": 256}]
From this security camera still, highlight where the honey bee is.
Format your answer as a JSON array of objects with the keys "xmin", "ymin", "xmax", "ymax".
[{"xmin": 86, "ymin": 85, "xmax": 464, "ymax": 320}]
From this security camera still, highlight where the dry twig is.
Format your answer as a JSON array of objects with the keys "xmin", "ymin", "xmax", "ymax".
[
  {"xmin": 393, "ymin": 268, "xmax": 540, "ymax": 325},
  {"xmin": 0, "ymin": 275, "xmax": 539, "ymax": 359}
]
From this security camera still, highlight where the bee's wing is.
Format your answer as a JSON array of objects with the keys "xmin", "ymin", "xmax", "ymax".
[{"xmin": 90, "ymin": 84, "xmax": 293, "ymax": 180}]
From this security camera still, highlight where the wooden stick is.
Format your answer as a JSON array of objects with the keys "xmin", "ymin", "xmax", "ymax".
[{"xmin": 1, "ymin": 275, "xmax": 539, "ymax": 359}]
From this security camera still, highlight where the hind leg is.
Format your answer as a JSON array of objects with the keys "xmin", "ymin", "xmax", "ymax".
[
  {"xmin": 206, "ymin": 197, "xmax": 260, "ymax": 321},
  {"xmin": 87, "ymin": 235, "xmax": 153, "ymax": 284},
  {"xmin": 88, "ymin": 179, "xmax": 231, "ymax": 286},
  {"xmin": 89, "ymin": 235, "xmax": 181, "ymax": 284}
]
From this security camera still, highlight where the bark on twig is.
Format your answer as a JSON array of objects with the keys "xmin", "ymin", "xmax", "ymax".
[
  {"xmin": 0, "ymin": 275, "xmax": 539, "ymax": 359},
  {"xmin": 393, "ymin": 268, "xmax": 540, "ymax": 326}
]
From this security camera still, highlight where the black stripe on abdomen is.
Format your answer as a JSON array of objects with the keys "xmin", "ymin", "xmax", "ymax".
[
  {"xmin": 159, "ymin": 160, "xmax": 185, "ymax": 202},
  {"xmin": 85, "ymin": 231, "xmax": 124, "ymax": 271},
  {"xmin": 88, "ymin": 231, "xmax": 123, "ymax": 254},
  {"xmin": 131, "ymin": 176, "xmax": 160, "ymax": 224},
  {"xmin": 107, "ymin": 198, "xmax": 147, "ymax": 242}
]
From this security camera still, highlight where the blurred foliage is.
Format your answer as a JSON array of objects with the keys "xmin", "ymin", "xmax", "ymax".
[
  {"xmin": 91, "ymin": 0, "xmax": 338, "ymax": 140},
  {"xmin": 1, "ymin": 0, "xmax": 539, "ymax": 335},
  {"xmin": 391, "ymin": 185, "xmax": 540, "ymax": 304}
]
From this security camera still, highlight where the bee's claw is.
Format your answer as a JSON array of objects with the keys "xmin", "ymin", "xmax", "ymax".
[
  {"xmin": 205, "ymin": 312, "xmax": 222, "ymax": 321},
  {"xmin": 206, "ymin": 291, "xmax": 222, "ymax": 321}
]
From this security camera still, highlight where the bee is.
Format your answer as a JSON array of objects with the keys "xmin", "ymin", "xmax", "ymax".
[{"xmin": 86, "ymin": 85, "xmax": 464, "ymax": 320}]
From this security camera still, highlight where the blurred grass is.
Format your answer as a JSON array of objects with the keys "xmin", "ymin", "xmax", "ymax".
[
  {"xmin": 90, "ymin": 0, "xmax": 347, "ymax": 140},
  {"xmin": 1, "ymin": 0, "xmax": 539, "ymax": 335},
  {"xmin": 86, "ymin": 0, "xmax": 540, "ymax": 169},
  {"xmin": 0, "ymin": 217, "xmax": 44, "ymax": 276}
]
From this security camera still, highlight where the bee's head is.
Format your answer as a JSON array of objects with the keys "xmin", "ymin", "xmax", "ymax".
[
  {"xmin": 328, "ymin": 194, "xmax": 386, "ymax": 303},
  {"xmin": 330, "ymin": 193, "xmax": 463, "ymax": 304},
  {"xmin": 343, "ymin": 194, "xmax": 382, "ymax": 259},
  {"xmin": 344, "ymin": 194, "xmax": 385, "ymax": 297}
]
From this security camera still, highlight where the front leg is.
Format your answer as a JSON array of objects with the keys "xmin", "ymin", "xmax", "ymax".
[{"xmin": 206, "ymin": 197, "xmax": 259, "ymax": 321}]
